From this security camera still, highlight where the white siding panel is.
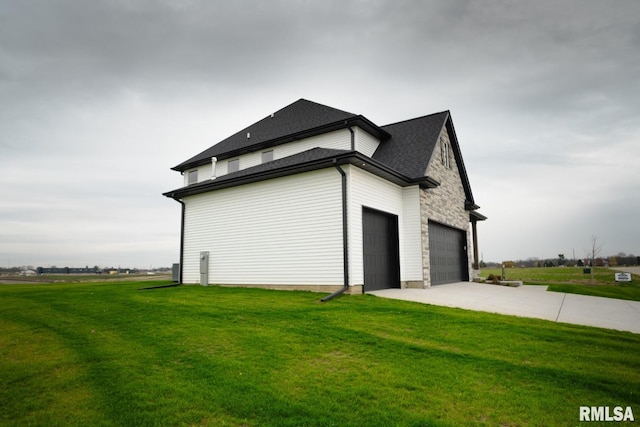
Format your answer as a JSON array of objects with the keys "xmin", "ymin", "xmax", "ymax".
[
  {"xmin": 354, "ymin": 128, "xmax": 380, "ymax": 157},
  {"xmin": 182, "ymin": 169, "xmax": 343, "ymax": 285},
  {"xmin": 210, "ymin": 130, "xmax": 351, "ymax": 179},
  {"xmin": 178, "ymin": 127, "xmax": 370, "ymax": 186},
  {"xmin": 402, "ymin": 186, "xmax": 423, "ymax": 281},
  {"xmin": 348, "ymin": 166, "xmax": 421, "ymax": 286},
  {"xmin": 216, "ymin": 151, "xmax": 262, "ymax": 176},
  {"xmin": 242, "ymin": 151, "xmax": 263, "ymax": 169},
  {"xmin": 183, "ymin": 164, "xmax": 213, "ymax": 186},
  {"xmin": 216, "ymin": 161, "xmax": 227, "ymax": 176},
  {"xmin": 274, "ymin": 129, "xmax": 351, "ymax": 159}
]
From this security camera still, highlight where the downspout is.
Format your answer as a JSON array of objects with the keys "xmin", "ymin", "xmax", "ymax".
[
  {"xmin": 321, "ymin": 160, "xmax": 349, "ymax": 302},
  {"xmin": 173, "ymin": 197, "xmax": 186, "ymax": 285},
  {"xmin": 348, "ymin": 126, "xmax": 355, "ymax": 151}
]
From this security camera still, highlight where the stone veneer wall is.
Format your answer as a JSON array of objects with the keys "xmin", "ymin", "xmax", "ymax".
[{"xmin": 420, "ymin": 126, "xmax": 473, "ymax": 287}]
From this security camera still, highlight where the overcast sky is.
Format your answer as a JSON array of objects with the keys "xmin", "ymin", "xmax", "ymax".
[{"xmin": 1, "ymin": 0, "xmax": 639, "ymax": 269}]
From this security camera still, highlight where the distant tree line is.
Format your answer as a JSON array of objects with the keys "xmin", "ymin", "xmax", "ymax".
[
  {"xmin": 607, "ymin": 253, "xmax": 640, "ymax": 267},
  {"xmin": 483, "ymin": 252, "xmax": 639, "ymax": 269},
  {"xmin": 0, "ymin": 265, "xmax": 172, "ymax": 275},
  {"xmin": 36, "ymin": 266, "xmax": 103, "ymax": 275},
  {"xmin": 0, "ymin": 266, "xmax": 24, "ymax": 274}
]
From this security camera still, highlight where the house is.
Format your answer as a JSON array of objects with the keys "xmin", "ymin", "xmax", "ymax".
[{"xmin": 164, "ymin": 99, "xmax": 486, "ymax": 296}]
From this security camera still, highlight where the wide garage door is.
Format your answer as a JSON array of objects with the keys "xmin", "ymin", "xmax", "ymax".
[
  {"xmin": 428, "ymin": 221, "xmax": 469, "ymax": 285},
  {"xmin": 363, "ymin": 208, "xmax": 400, "ymax": 291}
]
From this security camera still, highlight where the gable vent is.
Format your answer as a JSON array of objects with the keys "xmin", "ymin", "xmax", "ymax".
[{"xmin": 247, "ymin": 132, "xmax": 250, "ymax": 139}]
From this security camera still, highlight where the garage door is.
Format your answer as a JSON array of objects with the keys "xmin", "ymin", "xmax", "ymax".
[
  {"xmin": 363, "ymin": 208, "xmax": 400, "ymax": 291},
  {"xmin": 428, "ymin": 221, "xmax": 469, "ymax": 285}
]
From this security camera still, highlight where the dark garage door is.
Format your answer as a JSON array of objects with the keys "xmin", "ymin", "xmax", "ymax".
[
  {"xmin": 363, "ymin": 208, "xmax": 400, "ymax": 292},
  {"xmin": 428, "ymin": 221, "xmax": 469, "ymax": 286}
]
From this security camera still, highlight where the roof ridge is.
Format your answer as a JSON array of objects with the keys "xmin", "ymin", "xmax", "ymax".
[
  {"xmin": 381, "ymin": 110, "xmax": 449, "ymax": 128},
  {"xmin": 221, "ymin": 99, "xmax": 356, "ymax": 133},
  {"xmin": 295, "ymin": 98, "xmax": 358, "ymax": 116}
]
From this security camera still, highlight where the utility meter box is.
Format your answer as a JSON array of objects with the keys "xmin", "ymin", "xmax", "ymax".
[{"xmin": 199, "ymin": 251, "xmax": 209, "ymax": 286}]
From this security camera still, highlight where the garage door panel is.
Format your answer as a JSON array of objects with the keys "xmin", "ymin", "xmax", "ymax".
[
  {"xmin": 363, "ymin": 208, "xmax": 400, "ymax": 291},
  {"xmin": 428, "ymin": 221, "xmax": 468, "ymax": 286}
]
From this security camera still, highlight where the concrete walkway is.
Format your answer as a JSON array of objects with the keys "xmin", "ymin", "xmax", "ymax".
[
  {"xmin": 369, "ymin": 282, "xmax": 640, "ymax": 334},
  {"xmin": 614, "ymin": 266, "xmax": 640, "ymax": 275}
]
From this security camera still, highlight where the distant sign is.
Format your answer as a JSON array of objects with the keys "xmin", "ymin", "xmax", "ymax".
[{"xmin": 615, "ymin": 272, "xmax": 632, "ymax": 282}]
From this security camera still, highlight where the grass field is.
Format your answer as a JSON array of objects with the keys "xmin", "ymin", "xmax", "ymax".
[
  {"xmin": 1, "ymin": 281, "xmax": 639, "ymax": 426},
  {"xmin": 481, "ymin": 267, "xmax": 640, "ymax": 302},
  {"xmin": 0, "ymin": 273, "xmax": 171, "ymax": 284}
]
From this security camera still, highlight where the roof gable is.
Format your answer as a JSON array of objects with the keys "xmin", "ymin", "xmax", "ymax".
[
  {"xmin": 373, "ymin": 111, "xmax": 449, "ymax": 179},
  {"xmin": 374, "ymin": 111, "xmax": 477, "ymax": 207}
]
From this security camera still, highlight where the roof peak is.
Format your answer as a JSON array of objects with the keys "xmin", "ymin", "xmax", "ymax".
[
  {"xmin": 382, "ymin": 110, "xmax": 449, "ymax": 129},
  {"xmin": 283, "ymin": 98, "xmax": 357, "ymax": 115}
]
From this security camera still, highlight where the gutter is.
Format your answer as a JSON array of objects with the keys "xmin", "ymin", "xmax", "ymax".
[
  {"xmin": 164, "ymin": 150, "xmax": 432, "ymax": 200},
  {"xmin": 321, "ymin": 160, "xmax": 349, "ymax": 302}
]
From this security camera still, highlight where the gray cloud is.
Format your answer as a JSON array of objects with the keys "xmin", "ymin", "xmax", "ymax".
[{"xmin": 1, "ymin": 0, "xmax": 639, "ymax": 267}]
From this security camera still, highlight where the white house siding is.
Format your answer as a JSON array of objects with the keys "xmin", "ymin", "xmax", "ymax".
[
  {"xmin": 183, "ymin": 164, "xmax": 213, "ymax": 186},
  {"xmin": 274, "ymin": 129, "xmax": 351, "ymax": 159},
  {"xmin": 354, "ymin": 128, "xmax": 380, "ymax": 157},
  {"xmin": 181, "ymin": 128, "xmax": 380, "ymax": 186},
  {"xmin": 347, "ymin": 166, "xmax": 422, "ymax": 289},
  {"xmin": 420, "ymin": 126, "xmax": 472, "ymax": 287},
  {"xmin": 211, "ymin": 129, "xmax": 351, "ymax": 178},
  {"xmin": 401, "ymin": 185, "xmax": 424, "ymax": 287},
  {"xmin": 216, "ymin": 151, "xmax": 263, "ymax": 176},
  {"xmin": 182, "ymin": 168, "xmax": 344, "ymax": 287}
]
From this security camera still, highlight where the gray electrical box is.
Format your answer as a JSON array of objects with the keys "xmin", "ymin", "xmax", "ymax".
[
  {"xmin": 171, "ymin": 263, "xmax": 180, "ymax": 282},
  {"xmin": 199, "ymin": 251, "xmax": 209, "ymax": 286}
]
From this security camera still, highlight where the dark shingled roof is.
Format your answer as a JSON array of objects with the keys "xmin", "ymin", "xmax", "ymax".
[
  {"xmin": 172, "ymin": 99, "xmax": 388, "ymax": 171},
  {"xmin": 373, "ymin": 111, "xmax": 449, "ymax": 179},
  {"xmin": 166, "ymin": 99, "xmax": 479, "ymax": 210}
]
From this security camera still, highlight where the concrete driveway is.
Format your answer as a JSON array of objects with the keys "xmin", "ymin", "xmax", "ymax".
[
  {"xmin": 369, "ymin": 282, "xmax": 640, "ymax": 334},
  {"xmin": 614, "ymin": 266, "xmax": 640, "ymax": 275}
]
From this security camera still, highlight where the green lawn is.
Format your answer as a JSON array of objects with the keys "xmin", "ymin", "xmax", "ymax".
[
  {"xmin": 481, "ymin": 267, "xmax": 640, "ymax": 302},
  {"xmin": 2, "ymin": 273, "xmax": 171, "ymax": 283},
  {"xmin": 1, "ymin": 281, "xmax": 639, "ymax": 426}
]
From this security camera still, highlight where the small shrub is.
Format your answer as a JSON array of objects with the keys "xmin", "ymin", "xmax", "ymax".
[{"xmin": 487, "ymin": 274, "xmax": 502, "ymax": 283}]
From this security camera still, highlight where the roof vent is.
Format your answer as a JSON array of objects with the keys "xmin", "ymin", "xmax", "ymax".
[{"xmin": 270, "ymin": 113, "xmax": 274, "ymax": 118}]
